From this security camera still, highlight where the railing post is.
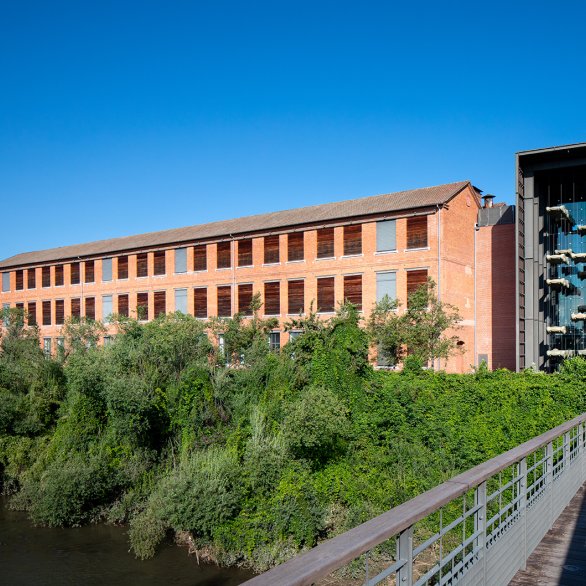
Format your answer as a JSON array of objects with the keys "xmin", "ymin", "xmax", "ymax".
[
  {"xmin": 564, "ymin": 431, "xmax": 570, "ymax": 471},
  {"xmin": 396, "ymin": 526, "xmax": 413, "ymax": 586},
  {"xmin": 546, "ymin": 440, "xmax": 554, "ymax": 527},
  {"xmin": 519, "ymin": 457, "xmax": 528, "ymax": 570},
  {"xmin": 474, "ymin": 481, "xmax": 487, "ymax": 583}
]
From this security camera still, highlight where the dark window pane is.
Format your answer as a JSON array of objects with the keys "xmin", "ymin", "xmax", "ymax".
[
  {"xmin": 343, "ymin": 225, "xmax": 362, "ymax": 256},
  {"xmin": 217, "ymin": 242, "xmax": 232, "ymax": 269},
  {"xmin": 217, "ymin": 286, "xmax": 232, "ymax": 317},
  {"xmin": 407, "ymin": 216, "xmax": 428, "ymax": 249},
  {"xmin": 194, "ymin": 288, "xmax": 207, "ymax": 318},
  {"xmin": 137, "ymin": 253, "xmax": 148, "ymax": 278},
  {"xmin": 154, "ymin": 251, "xmax": 166, "ymax": 276},
  {"xmin": 344, "ymin": 275, "xmax": 362, "ymax": 310},
  {"xmin": 238, "ymin": 284, "xmax": 253, "ymax": 315},
  {"xmin": 194, "ymin": 245, "xmax": 207, "ymax": 271},
  {"xmin": 317, "ymin": 228, "xmax": 335, "ymax": 258},
  {"xmin": 317, "ymin": 277, "xmax": 335, "ymax": 312},
  {"xmin": 287, "ymin": 232, "xmax": 304, "ymax": 262},
  {"xmin": 264, "ymin": 235, "xmax": 280, "ymax": 264},
  {"xmin": 118, "ymin": 256, "xmax": 129, "ymax": 279},
  {"xmin": 238, "ymin": 240, "xmax": 253, "ymax": 267},
  {"xmin": 264, "ymin": 282, "xmax": 280, "ymax": 315}
]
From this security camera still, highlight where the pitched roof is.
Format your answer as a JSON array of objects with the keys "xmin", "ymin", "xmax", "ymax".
[{"xmin": 0, "ymin": 180, "xmax": 472, "ymax": 269}]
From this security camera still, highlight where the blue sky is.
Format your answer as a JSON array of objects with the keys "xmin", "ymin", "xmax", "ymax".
[{"xmin": 1, "ymin": 1, "xmax": 586, "ymax": 260}]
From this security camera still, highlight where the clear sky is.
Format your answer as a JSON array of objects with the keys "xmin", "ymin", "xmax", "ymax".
[{"xmin": 1, "ymin": 1, "xmax": 586, "ymax": 260}]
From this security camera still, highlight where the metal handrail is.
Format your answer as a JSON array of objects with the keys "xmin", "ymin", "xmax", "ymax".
[{"xmin": 242, "ymin": 412, "xmax": 586, "ymax": 586}]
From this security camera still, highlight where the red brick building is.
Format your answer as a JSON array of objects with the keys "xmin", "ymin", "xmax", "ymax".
[{"xmin": 0, "ymin": 180, "xmax": 515, "ymax": 372}]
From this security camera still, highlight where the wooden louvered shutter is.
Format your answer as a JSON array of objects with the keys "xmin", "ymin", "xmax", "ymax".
[
  {"xmin": 154, "ymin": 291, "xmax": 166, "ymax": 317},
  {"xmin": 42, "ymin": 300, "xmax": 51, "ymax": 325},
  {"xmin": 217, "ymin": 242, "xmax": 232, "ymax": 269},
  {"xmin": 27, "ymin": 301, "xmax": 37, "ymax": 325},
  {"xmin": 317, "ymin": 277, "xmax": 335, "ymax": 312},
  {"xmin": 153, "ymin": 251, "xmax": 166, "ymax": 275},
  {"xmin": 287, "ymin": 232, "xmax": 304, "ymax": 262},
  {"xmin": 238, "ymin": 284, "xmax": 253, "ymax": 315},
  {"xmin": 343, "ymin": 225, "xmax": 362, "ymax": 255},
  {"xmin": 136, "ymin": 253, "xmax": 148, "ymax": 277},
  {"xmin": 317, "ymin": 228, "xmax": 335, "ymax": 258},
  {"xmin": 217, "ymin": 286, "xmax": 232, "ymax": 317},
  {"xmin": 54, "ymin": 265, "xmax": 64, "ymax": 286},
  {"xmin": 264, "ymin": 235, "xmax": 280, "ymax": 264},
  {"xmin": 55, "ymin": 300, "xmax": 65, "ymax": 325},
  {"xmin": 264, "ymin": 282, "xmax": 280, "ymax": 315},
  {"xmin": 407, "ymin": 269, "xmax": 428, "ymax": 306},
  {"xmin": 137, "ymin": 292, "xmax": 149, "ymax": 320},
  {"xmin": 407, "ymin": 216, "xmax": 428, "ymax": 249},
  {"xmin": 71, "ymin": 298, "xmax": 81, "ymax": 318},
  {"xmin": 70, "ymin": 262, "xmax": 80, "ymax": 285},
  {"xmin": 42, "ymin": 266, "xmax": 51, "ymax": 287},
  {"xmin": 343, "ymin": 275, "xmax": 362, "ymax": 309},
  {"xmin": 288, "ymin": 280, "xmax": 304, "ymax": 314},
  {"xmin": 27, "ymin": 269, "xmax": 36, "ymax": 289},
  {"xmin": 85, "ymin": 260, "xmax": 95, "ymax": 283},
  {"xmin": 194, "ymin": 245, "xmax": 207, "ymax": 271},
  {"xmin": 194, "ymin": 288, "xmax": 208, "ymax": 318},
  {"xmin": 15, "ymin": 270, "xmax": 24, "ymax": 290},
  {"xmin": 117, "ymin": 294, "xmax": 129, "ymax": 317},
  {"xmin": 238, "ymin": 240, "xmax": 253, "ymax": 267},
  {"xmin": 85, "ymin": 297, "xmax": 95, "ymax": 320},
  {"xmin": 118, "ymin": 256, "xmax": 129, "ymax": 279}
]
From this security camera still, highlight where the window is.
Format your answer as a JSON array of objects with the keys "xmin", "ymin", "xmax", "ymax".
[
  {"xmin": 407, "ymin": 216, "xmax": 428, "ymax": 249},
  {"xmin": 42, "ymin": 266, "xmax": 51, "ymax": 288},
  {"xmin": 43, "ymin": 338, "xmax": 52, "ymax": 357},
  {"xmin": 217, "ymin": 334, "xmax": 225, "ymax": 360},
  {"xmin": 317, "ymin": 277, "xmax": 335, "ymax": 312},
  {"xmin": 175, "ymin": 248, "xmax": 187, "ymax": 274},
  {"xmin": 288, "ymin": 331, "xmax": 302, "ymax": 343},
  {"xmin": 264, "ymin": 282, "xmax": 280, "ymax": 315},
  {"xmin": 268, "ymin": 332, "xmax": 281, "ymax": 352},
  {"xmin": 16, "ymin": 302, "xmax": 24, "ymax": 312},
  {"xmin": 55, "ymin": 265, "xmax": 64, "ymax": 286},
  {"xmin": 317, "ymin": 228, "xmax": 335, "ymax": 259},
  {"xmin": 85, "ymin": 260, "xmax": 95, "ymax": 283},
  {"xmin": 343, "ymin": 225, "xmax": 362, "ymax": 256},
  {"xmin": 137, "ymin": 253, "xmax": 148, "ymax": 278},
  {"xmin": 287, "ymin": 232, "xmax": 304, "ymax": 262},
  {"xmin": 42, "ymin": 300, "xmax": 51, "ymax": 325},
  {"xmin": 154, "ymin": 251, "xmax": 166, "ymax": 276},
  {"xmin": 175, "ymin": 288, "xmax": 188, "ymax": 314},
  {"xmin": 194, "ymin": 245, "xmax": 207, "ymax": 271},
  {"xmin": 137, "ymin": 292, "xmax": 149, "ymax": 320},
  {"xmin": 70, "ymin": 262, "xmax": 80, "ymax": 285},
  {"xmin": 376, "ymin": 272, "xmax": 397, "ymax": 302},
  {"xmin": 264, "ymin": 235, "xmax": 280, "ymax": 264},
  {"xmin": 102, "ymin": 295, "xmax": 113, "ymax": 323},
  {"xmin": 27, "ymin": 269, "xmax": 36, "ymax": 289},
  {"xmin": 407, "ymin": 269, "xmax": 428, "ymax": 306},
  {"xmin": 27, "ymin": 301, "xmax": 37, "ymax": 326},
  {"xmin": 238, "ymin": 239, "xmax": 253, "ymax": 267},
  {"xmin": 1, "ymin": 272, "xmax": 9, "ymax": 292},
  {"xmin": 217, "ymin": 242, "xmax": 232, "ymax": 269},
  {"xmin": 102, "ymin": 258, "xmax": 113, "ymax": 282},
  {"xmin": 217, "ymin": 286, "xmax": 232, "ymax": 317},
  {"xmin": 85, "ymin": 297, "xmax": 96, "ymax": 320},
  {"xmin": 288, "ymin": 280, "xmax": 304, "ymax": 315},
  {"xmin": 103, "ymin": 336, "xmax": 112, "ymax": 347},
  {"xmin": 194, "ymin": 287, "xmax": 208, "ymax": 318},
  {"xmin": 2, "ymin": 303, "xmax": 9, "ymax": 325},
  {"xmin": 238, "ymin": 284, "xmax": 253, "ymax": 316},
  {"xmin": 154, "ymin": 291, "xmax": 166, "ymax": 317},
  {"xmin": 71, "ymin": 298, "xmax": 81, "ymax": 319},
  {"xmin": 55, "ymin": 300, "xmax": 64, "ymax": 325},
  {"xmin": 57, "ymin": 337, "xmax": 65, "ymax": 351},
  {"xmin": 377, "ymin": 219, "xmax": 396, "ymax": 252},
  {"xmin": 117, "ymin": 294, "xmax": 129, "ymax": 317},
  {"xmin": 117, "ymin": 255, "xmax": 129, "ymax": 279},
  {"xmin": 15, "ymin": 270, "xmax": 24, "ymax": 291},
  {"xmin": 344, "ymin": 275, "xmax": 362, "ymax": 310}
]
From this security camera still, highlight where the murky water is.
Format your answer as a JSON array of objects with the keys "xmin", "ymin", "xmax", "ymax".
[{"xmin": 0, "ymin": 498, "xmax": 252, "ymax": 586}]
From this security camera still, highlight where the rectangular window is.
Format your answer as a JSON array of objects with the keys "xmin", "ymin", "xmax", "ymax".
[
  {"xmin": 42, "ymin": 300, "xmax": 51, "ymax": 325},
  {"xmin": 269, "ymin": 331, "xmax": 281, "ymax": 352},
  {"xmin": 217, "ymin": 286, "xmax": 232, "ymax": 317},
  {"xmin": 238, "ymin": 284, "xmax": 253, "ymax": 316},
  {"xmin": 102, "ymin": 258, "xmax": 113, "ymax": 282},
  {"xmin": 217, "ymin": 242, "xmax": 232, "ymax": 269},
  {"xmin": 1, "ymin": 272, "xmax": 9, "ymax": 292},
  {"xmin": 288, "ymin": 232, "xmax": 304, "ymax": 262},
  {"xmin": 117, "ymin": 255, "xmax": 129, "ymax": 279},
  {"xmin": 153, "ymin": 251, "xmax": 166, "ymax": 276},
  {"xmin": 137, "ymin": 253, "xmax": 148, "ymax": 278},
  {"xmin": 102, "ymin": 295, "xmax": 113, "ymax": 323},
  {"xmin": 377, "ymin": 219, "xmax": 396, "ymax": 252},
  {"xmin": 376, "ymin": 272, "xmax": 397, "ymax": 302},
  {"xmin": 137, "ymin": 292, "xmax": 149, "ymax": 320},
  {"xmin": 2, "ymin": 303, "xmax": 9, "ymax": 326},
  {"xmin": 407, "ymin": 216, "xmax": 428, "ymax": 249},
  {"xmin": 175, "ymin": 288, "xmax": 188, "ymax": 314},
  {"xmin": 194, "ymin": 287, "xmax": 208, "ymax": 319},
  {"xmin": 27, "ymin": 301, "xmax": 37, "ymax": 326},
  {"xmin": 85, "ymin": 260, "xmax": 95, "ymax": 283},
  {"xmin": 71, "ymin": 298, "xmax": 81, "ymax": 319},
  {"xmin": 264, "ymin": 235, "xmax": 280, "ymax": 264},
  {"xmin": 264, "ymin": 282, "xmax": 280, "ymax": 315},
  {"xmin": 194, "ymin": 245, "xmax": 207, "ymax": 271},
  {"xmin": 117, "ymin": 294, "xmax": 129, "ymax": 317},
  {"xmin": 70, "ymin": 262, "xmax": 80, "ymax": 285},
  {"xmin": 85, "ymin": 297, "xmax": 96, "ymax": 320},
  {"xmin": 238, "ymin": 239, "xmax": 253, "ymax": 267},
  {"xmin": 344, "ymin": 275, "xmax": 362, "ymax": 309},
  {"xmin": 288, "ymin": 280, "xmax": 304, "ymax": 314},
  {"xmin": 42, "ymin": 266, "xmax": 51, "ymax": 288},
  {"xmin": 175, "ymin": 248, "xmax": 187, "ymax": 274},
  {"xmin": 16, "ymin": 302, "xmax": 24, "ymax": 312},
  {"xmin": 54, "ymin": 265, "xmax": 64, "ymax": 286},
  {"xmin": 27, "ymin": 269, "xmax": 36, "ymax": 289},
  {"xmin": 317, "ymin": 277, "xmax": 335, "ymax": 313},
  {"xmin": 154, "ymin": 291, "xmax": 166, "ymax": 317},
  {"xmin": 103, "ymin": 336, "xmax": 112, "ymax": 347},
  {"xmin": 55, "ymin": 300, "xmax": 65, "ymax": 325},
  {"xmin": 407, "ymin": 269, "xmax": 428, "ymax": 306},
  {"xmin": 15, "ymin": 270, "xmax": 24, "ymax": 290},
  {"xmin": 343, "ymin": 225, "xmax": 362, "ymax": 256},
  {"xmin": 43, "ymin": 338, "xmax": 52, "ymax": 357},
  {"xmin": 317, "ymin": 228, "xmax": 335, "ymax": 259}
]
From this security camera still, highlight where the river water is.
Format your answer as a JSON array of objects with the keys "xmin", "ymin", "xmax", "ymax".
[{"xmin": 0, "ymin": 498, "xmax": 252, "ymax": 586}]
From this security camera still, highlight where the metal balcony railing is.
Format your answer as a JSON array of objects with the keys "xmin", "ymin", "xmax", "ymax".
[{"xmin": 242, "ymin": 413, "xmax": 586, "ymax": 586}]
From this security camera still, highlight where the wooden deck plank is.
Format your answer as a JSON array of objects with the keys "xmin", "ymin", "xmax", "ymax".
[{"xmin": 509, "ymin": 483, "xmax": 586, "ymax": 586}]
